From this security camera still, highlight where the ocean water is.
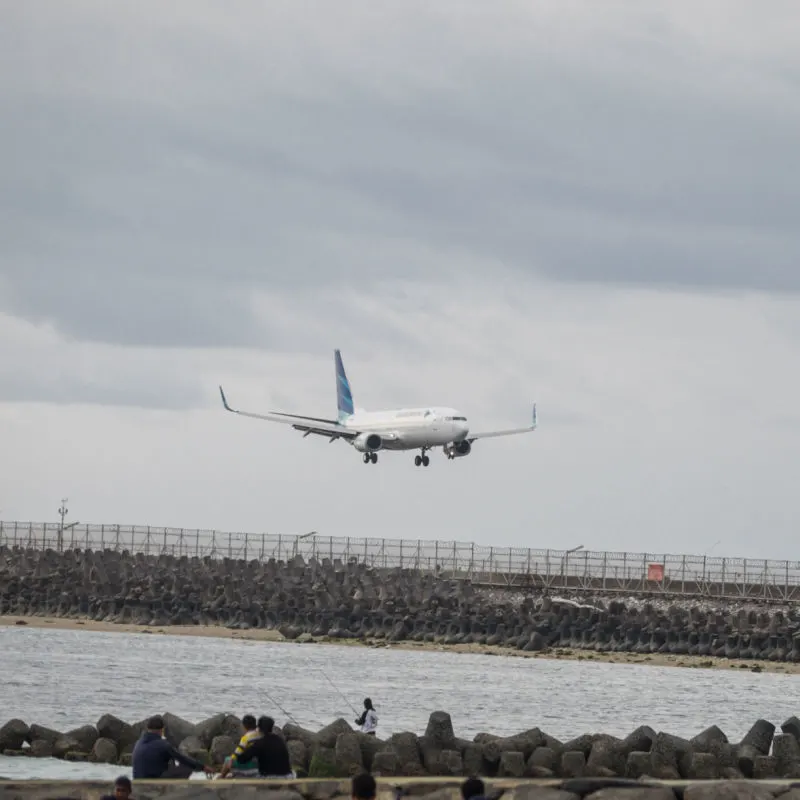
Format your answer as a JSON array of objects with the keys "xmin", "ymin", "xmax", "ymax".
[{"xmin": 1, "ymin": 626, "xmax": 798, "ymax": 780}]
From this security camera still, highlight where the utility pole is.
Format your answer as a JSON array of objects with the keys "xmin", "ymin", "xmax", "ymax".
[
  {"xmin": 57, "ymin": 498, "xmax": 68, "ymax": 551},
  {"xmin": 57, "ymin": 498, "xmax": 79, "ymax": 552}
]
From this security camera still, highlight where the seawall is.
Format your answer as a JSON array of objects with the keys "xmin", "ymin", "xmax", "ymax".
[
  {"xmin": 4, "ymin": 711, "xmax": 800, "ymax": 781},
  {"xmin": 3, "ymin": 778, "xmax": 800, "ymax": 800},
  {"xmin": 2, "ymin": 545, "xmax": 800, "ymax": 662}
]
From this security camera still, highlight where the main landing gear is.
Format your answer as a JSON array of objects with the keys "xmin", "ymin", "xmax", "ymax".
[
  {"xmin": 363, "ymin": 452, "xmax": 378, "ymax": 464},
  {"xmin": 414, "ymin": 449, "xmax": 430, "ymax": 467}
]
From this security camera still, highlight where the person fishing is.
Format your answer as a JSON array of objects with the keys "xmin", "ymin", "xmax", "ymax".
[{"xmin": 354, "ymin": 698, "xmax": 378, "ymax": 736}]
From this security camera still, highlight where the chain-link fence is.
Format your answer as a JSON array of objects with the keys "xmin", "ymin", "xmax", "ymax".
[{"xmin": 2, "ymin": 520, "xmax": 799, "ymax": 601}]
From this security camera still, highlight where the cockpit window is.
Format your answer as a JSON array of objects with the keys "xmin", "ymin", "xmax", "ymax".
[{"xmin": 453, "ymin": 416, "xmax": 467, "ymax": 421}]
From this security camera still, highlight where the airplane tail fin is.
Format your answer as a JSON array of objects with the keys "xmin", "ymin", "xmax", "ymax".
[{"xmin": 335, "ymin": 349, "xmax": 355, "ymax": 422}]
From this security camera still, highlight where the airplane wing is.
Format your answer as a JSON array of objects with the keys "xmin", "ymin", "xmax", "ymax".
[
  {"xmin": 467, "ymin": 403, "xmax": 538, "ymax": 442},
  {"xmin": 219, "ymin": 386, "xmax": 357, "ymax": 440},
  {"xmin": 218, "ymin": 386, "xmax": 399, "ymax": 443}
]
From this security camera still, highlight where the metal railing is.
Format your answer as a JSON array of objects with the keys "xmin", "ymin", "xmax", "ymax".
[{"xmin": 2, "ymin": 520, "xmax": 800, "ymax": 602}]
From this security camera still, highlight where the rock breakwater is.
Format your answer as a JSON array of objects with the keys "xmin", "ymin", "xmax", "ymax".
[
  {"xmin": 3, "ymin": 545, "xmax": 800, "ymax": 661},
  {"xmin": 4, "ymin": 711, "xmax": 800, "ymax": 780},
  {"xmin": 3, "ymin": 780, "xmax": 798, "ymax": 800}
]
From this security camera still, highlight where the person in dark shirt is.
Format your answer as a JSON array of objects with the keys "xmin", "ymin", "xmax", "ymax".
[
  {"xmin": 100, "ymin": 775, "xmax": 133, "ymax": 800},
  {"xmin": 461, "ymin": 777, "xmax": 486, "ymax": 800},
  {"xmin": 132, "ymin": 715, "xmax": 215, "ymax": 780},
  {"xmin": 352, "ymin": 773, "xmax": 376, "ymax": 800},
  {"xmin": 231, "ymin": 716, "xmax": 293, "ymax": 778}
]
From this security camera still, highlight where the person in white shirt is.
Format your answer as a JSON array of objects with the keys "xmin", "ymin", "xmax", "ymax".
[{"xmin": 355, "ymin": 698, "xmax": 378, "ymax": 736}]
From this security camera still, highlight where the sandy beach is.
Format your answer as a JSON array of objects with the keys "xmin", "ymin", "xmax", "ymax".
[{"xmin": 2, "ymin": 614, "xmax": 797, "ymax": 675}]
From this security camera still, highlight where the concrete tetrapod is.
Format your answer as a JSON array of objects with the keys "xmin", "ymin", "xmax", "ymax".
[{"xmin": 3, "ymin": 712, "xmax": 800, "ymax": 780}]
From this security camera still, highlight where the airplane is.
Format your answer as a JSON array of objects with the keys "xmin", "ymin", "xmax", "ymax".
[{"xmin": 218, "ymin": 349, "xmax": 537, "ymax": 467}]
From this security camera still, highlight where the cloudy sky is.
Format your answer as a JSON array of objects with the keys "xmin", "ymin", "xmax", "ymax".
[{"xmin": 2, "ymin": 1, "xmax": 799, "ymax": 562}]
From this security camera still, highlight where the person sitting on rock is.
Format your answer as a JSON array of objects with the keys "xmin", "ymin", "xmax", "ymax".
[
  {"xmin": 352, "ymin": 773, "xmax": 376, "ymax": 800},
  {"xmin": 227, "ymin": 715, "xmax": 294, "ymax": 779},
  {"xmin": 100, "ymin": 775, "xmax": 133, "ymax": 800},
  {"xmin": 217, "ymin": 714, "xmax": 261, "ymax": 779},
  {"xmin": 132, "ymin": 715, "xmax": 216, "ymax": 780},
  {"xmin": 355, "ymin": 698, "xmax": 378, "ymax": 736},
  {"xmin": 461, "ymin": 778, "xmax": 486, "ymax": 800}
]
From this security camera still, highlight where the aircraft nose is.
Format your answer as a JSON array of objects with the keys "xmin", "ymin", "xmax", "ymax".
[{"xmin": 456, "ymin": 421, "xmax": 469, "ymax": 439}]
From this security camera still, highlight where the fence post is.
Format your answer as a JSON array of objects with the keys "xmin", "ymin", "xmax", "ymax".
[{"xmin": 470, "ymin": 543, "xmax": 475, "ymax": 576}]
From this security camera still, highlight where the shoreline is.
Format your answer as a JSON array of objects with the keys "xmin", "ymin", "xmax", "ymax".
[{"xmin": 2, "ymin": 614, "xmax": 798, "ymax": 675}]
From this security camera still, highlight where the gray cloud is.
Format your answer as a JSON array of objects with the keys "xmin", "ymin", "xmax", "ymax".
[
  {"xmin": 1, "ymin": 3, "xmax": 799, "ymax": 349},
  {"xmin": 4, "ymin": 2, "xmax": 800, "ymax": 559}
]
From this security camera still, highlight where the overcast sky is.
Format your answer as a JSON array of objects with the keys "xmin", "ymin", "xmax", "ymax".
[{"xmin": 2, "ymin": 1, "xmax": 800, "ymax": 561}]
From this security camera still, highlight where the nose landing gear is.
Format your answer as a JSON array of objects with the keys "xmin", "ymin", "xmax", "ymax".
[
  {"xmin": 414, "ymin": 450, "xmax": 430, "ymax": 467},
  {"xmin": 362, "ymin": 452, "xmax": 378, "ymax": 464}
]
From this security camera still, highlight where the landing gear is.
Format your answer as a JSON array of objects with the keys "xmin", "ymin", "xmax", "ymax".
[
  {"xmin": 414, "ymin": 450, "xmax": 430, "ymax": 467},
  {"xmin": 363, "ymin": 452, "xmax": 378, "ymax": 464}
]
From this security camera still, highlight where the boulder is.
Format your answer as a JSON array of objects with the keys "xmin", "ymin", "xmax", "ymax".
[
  {"xmin": 740, "ymin": 719, "xmax": 775, "ymax": 755},
  {"xmin": 316, "ymin": 718, "xmax": 353, "ymax": 750},
  {"xmin": 527, "ymin": 746, "xmax": 558, "ymax": 774},
  {"xmin": 96, "ymin": 714, "xmax": 132, "ymax": 748},
  {"xmin": 28, "ymin": 724, "xmax": 62, "ymax": 745},
  {"xmin": 65, "ymin": 725, "xmax": 98, "ymax": 753},
  {"xmin": 210, "ymin": 735, "xmax": 236, "ymax": 764},
  {"xmin": 91, "ymin": 738, "xmax": 118, "ymax": 764},
  {"xmin": 0, "ymin": 719, "xmax": 29, "ymax": 751},
  {"xmin": 194, "ymin": 714, "xmax": 227, "ymax": 748},
  {"xmin": 498, "ymin": 750, "xmax": 525, "ymax": 777},
  {"xmin": 29, "ymin": 739, "xmax": 54, "ymax": 758},
  {"xmin": 425, "ymin": 711, "xmax": 456, "ymax": 750},
  {"xmin": 334, "ymin": 732, "xmax": 364, "ymax": 776},
  {"xmin": 560, "ymin": 750, "xmax": 585, "ymax": 778},
  {"xmin": 371, "ymin": 750, "xmax": 399, "ymax": 776},
  {"xmin": 287, "ymin": 739, "xmax": 308, "ymax": 772},
  {"xmin": 163, "ymin": 712, "xmax": 196, "ymax": 748}
]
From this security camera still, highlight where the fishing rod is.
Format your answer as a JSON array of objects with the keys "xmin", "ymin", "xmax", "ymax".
[
  {"xmin": 310, "ymin": 662, "xmax": 361, "ymax": 716},
  {"xmin": 262, "ymin": 688, "xmax": 300, "ymax": 726}
]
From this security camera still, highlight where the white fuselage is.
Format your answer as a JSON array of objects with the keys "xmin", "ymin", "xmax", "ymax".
[{"xmin": 342, "ymin": 406, "xmax": 469, "ymax": 450}]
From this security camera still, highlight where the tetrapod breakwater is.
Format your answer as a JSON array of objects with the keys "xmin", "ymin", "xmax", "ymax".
[
  {"xmin": 3, "ymin": 545, "xmax": 800, "ymax": 663},
  {"xmin": 4, "ymin": 711, "xmax": 800, "ymax": 781}
]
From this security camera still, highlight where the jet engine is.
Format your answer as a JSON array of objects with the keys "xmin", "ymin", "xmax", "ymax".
[
  {"xmin": 353, "ymin": 432, "xmax": 383, "ymax": 452},
  {"xmin": 444, "ymin": 440, "xmax": 472, "ymax": 459}
]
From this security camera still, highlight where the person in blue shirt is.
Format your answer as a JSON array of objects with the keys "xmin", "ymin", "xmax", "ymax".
[{"xmin": 132, "ymin": 715, "xmax": 215, "ymax": 780}]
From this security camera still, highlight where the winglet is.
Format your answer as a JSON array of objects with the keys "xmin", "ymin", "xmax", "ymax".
[
  {"xmin": 532, "ymin": 403, "xmax": 537, "ymax": 429},
  {"xmin": 219, "ymin": 385, "xmax": 235, "ymax": 413}
]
